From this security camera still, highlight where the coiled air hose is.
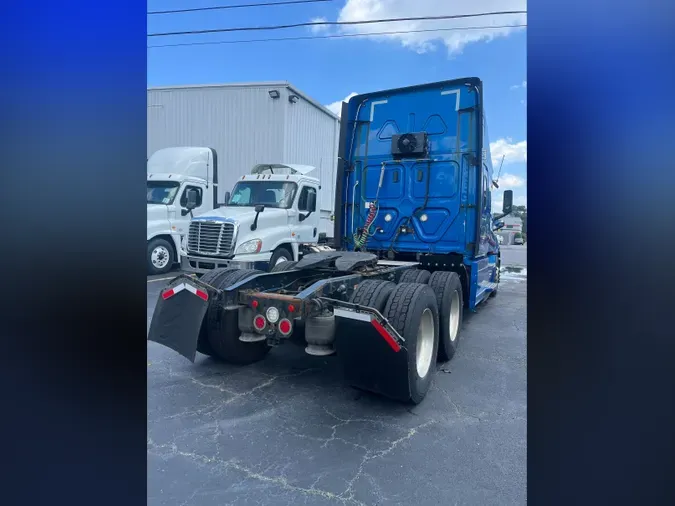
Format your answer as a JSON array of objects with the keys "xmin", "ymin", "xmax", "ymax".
[{"xmin": 353, "ymin": 162, "xmax": 385, "ymax": 250}]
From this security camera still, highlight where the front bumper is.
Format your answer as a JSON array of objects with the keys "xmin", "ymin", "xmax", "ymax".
[{"xmin": 181, "ymin": 251, "xmax": 273, "ymax": 275}]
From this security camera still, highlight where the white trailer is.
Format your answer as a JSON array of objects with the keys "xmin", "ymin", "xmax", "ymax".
[{"xmin": 147, "ymin": 81, "xmax": 340, "ymax": 239}]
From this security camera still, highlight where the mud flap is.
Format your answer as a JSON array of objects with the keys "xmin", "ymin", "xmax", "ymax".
[
  {"xmin": 147, "ymin": 277, "xmax": 212, "ymax": 362},
  {"xmin": 333, "ymin": 310, "xmax": 411, "ymax": 402}
]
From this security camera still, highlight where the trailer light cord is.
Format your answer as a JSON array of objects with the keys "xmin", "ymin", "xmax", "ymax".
[{"xmin": 354, "ymin": 161, "xmax": 385, "ymax": 250}]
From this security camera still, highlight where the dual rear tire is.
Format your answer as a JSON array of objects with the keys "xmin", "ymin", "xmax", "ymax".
[
  {"xmin": 346, "ymin": 270, "xmax": 464, "ymax": 404},
  {"xmin": 197, "ymin": 268, "xmax": 270, "ymax": 364}
]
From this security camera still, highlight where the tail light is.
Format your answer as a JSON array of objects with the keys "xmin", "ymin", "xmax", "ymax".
[
  {"xmin": 278, "ymin": 318, "xmax": 292, "ymax": 336},
  {"xmin": 253, "ymin": 315, "xmax": 267, "ymax": 332}
]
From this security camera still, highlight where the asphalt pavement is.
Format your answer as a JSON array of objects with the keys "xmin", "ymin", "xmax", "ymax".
[{"xmin": 147, "ymin": 255, "xmax": 527, "ymax": 505}]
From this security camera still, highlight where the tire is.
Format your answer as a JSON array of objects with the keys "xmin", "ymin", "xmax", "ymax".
[
  {"xmin": 269, "ymin": 247, "xmax": 294, "ymax": 270},
  {"xmin": 270, "ymin": 260, "xmax": 298, "ymax": 273},
  {"xmin": 349, "ymin": 279, "xmax": 396, "ymax": 313},
  {"xmin": 399, "ymin": 269, "xmax": 431, "ymax": 284},
  {"xmin": 428, "ymin": 271, "xmax": 464, "ymax": 362},
  {"xmin": 382, "ymin": 283, "xmax": 439, "ymax": 404},
  {"xmin": 147, "ymin": 238, "xmax": 175, "ymax": 275},
  {"xmin": 490, "ymin": 259, "xmax": 501, "ymax": 298},
  {"xmin": 206, "ymin": 269, "xmax": 270, "ymax": 364},
  {"xmin": 195, "ymin": 268, "xmax": 240, "ymax": 357}
]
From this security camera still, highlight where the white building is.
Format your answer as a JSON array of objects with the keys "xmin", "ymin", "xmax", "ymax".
[
  {"xmin": 495, "ymin": 216, "xmax": 523, "ymax": 245},
  {"xmin": 147, "ymin": 82, "xmax": 340, "ymax": 235}
]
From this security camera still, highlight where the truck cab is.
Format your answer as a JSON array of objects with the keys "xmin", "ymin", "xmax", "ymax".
[
  {"xmin": 334, "ymin": 77, "xmax": 512, "ymax": 308},
  {"xmin": 181, "ymin": 164, "xmax": 322, "ymax": 274},
  {"xmin": 147, "ymin": 147, "xmax": 218, "ymax": 275}
]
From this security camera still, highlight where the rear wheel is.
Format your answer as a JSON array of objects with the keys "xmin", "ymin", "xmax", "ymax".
[
  {"xmin": 206, "ymin": 269, "xmax": 270, "ymax": 364},
  {"xmin": 349, "ymin": 279, "xmax": 397, "ymax": 312},
  {"xmin": 382, "ymin": 283, "xmax": 439, "ymax": 404},
  {"xmin": 399, "ymin": 269, "xmax": 431, "ymax": 284},
  {"xmin": 428, "ymin": 271, "xmax": 464, "ymax": 361},
  {"xmin": 195, "ymin": 268, "xmax": 239, "ymax": 357}
]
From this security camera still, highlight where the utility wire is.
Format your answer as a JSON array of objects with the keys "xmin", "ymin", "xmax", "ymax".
[
  {"xmin": 148, "ymin": 0, "xmax": 333, "ymax": 16},
  {"xmin": 148, "ymin": 10, "xmax": 527, "ymax": 37},
  {"xmin": 148, "ymin": 23, "xmax": 527, "ymax": 48}
]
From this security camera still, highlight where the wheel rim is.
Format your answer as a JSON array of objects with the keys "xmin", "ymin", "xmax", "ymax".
[
  {"xmin": 449, "ymin": 290, "xmax": 460, "ymax": 342},
  {"xmin": 151, "ymin": 246, "xmax": 170, "ymax": 269},
  {"xmin": 415, "ymin": 308, "xmax": 435, "ymax": 378},
  {"xmin": 275, "ymin": 256, "xmax": 288, "ymax": 266}
]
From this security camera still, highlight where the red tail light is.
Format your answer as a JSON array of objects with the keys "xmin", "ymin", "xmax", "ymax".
[
  {"xmin": 278, "ymin": 318, "xmax": 292, "ymax": 336},
  {"xmin": 287, "ymin": 304, "xmax": 296, "ymax": 313},
  {"xmin": 253, "ymin": 315, "xmax": 267, "ymax": 332}
]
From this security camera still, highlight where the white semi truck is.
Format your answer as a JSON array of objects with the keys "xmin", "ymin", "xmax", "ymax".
[
  {"xmin": 147, "ymin": 148, "xmax": 332, "ymax": 275},
  {"xmin": 146, "ymin": 82, "xmax": 341, "ymax": 275}
]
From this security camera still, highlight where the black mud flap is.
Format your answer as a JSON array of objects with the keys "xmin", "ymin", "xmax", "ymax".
[
  {"xmin": 148, "ymin": 276, "xmax": 213, "ymax": 362},
  {"xmin": 333, "ymin": 308, "xmax": 411, "ymax": 402}
]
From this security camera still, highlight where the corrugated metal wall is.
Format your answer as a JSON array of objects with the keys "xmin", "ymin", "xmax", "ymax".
[
  {"xmin": 147, "ymin": 83, "xmax": 340, "ymax": 236},
  {"xmin": 283, "ymin": 88, "xmax": 340, "ymax": 214},
  {"xmin": 148, "ymin": 84, "xmax": 287, "ymax": 202}
]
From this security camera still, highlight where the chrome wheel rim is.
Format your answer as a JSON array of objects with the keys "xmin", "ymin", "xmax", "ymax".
[
  {"xmin": 415, "ymin": 308, "xmax": 435, "ymax": 378},
  {"xmin": 151, "ymin": 246, "xmax": 170, "ymax": 269},
  {"xmin": 449, "ymin": 290, "xmax": 460, "ymax": 342}
]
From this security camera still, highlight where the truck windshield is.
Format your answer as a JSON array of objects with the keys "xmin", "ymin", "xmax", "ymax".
[
  {"xmin": 228, "ymin": 181, "xmax": 297, "ymax": 209},
  {"xmin": 147, "ymin": 181, "xmax": 180, "ymax": 205}
]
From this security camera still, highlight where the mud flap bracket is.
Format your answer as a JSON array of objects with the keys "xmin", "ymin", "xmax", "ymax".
[
  {"xmin": 332, "ymin": 302, "xmax": 411, "ymax": 401},
  {"xmin": 147, "ymin": 275, "xmax": 217, "ymax": 362}
]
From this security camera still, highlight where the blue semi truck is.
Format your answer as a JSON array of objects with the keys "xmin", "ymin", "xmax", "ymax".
[{"xmin": 148, "ymin": 78, "xmax": 513, "ymax": 404}]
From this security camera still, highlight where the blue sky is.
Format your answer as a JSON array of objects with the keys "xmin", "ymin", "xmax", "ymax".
[{"xmin": 147, "ymin": 0, "xmax": 527, "ymax": 209}]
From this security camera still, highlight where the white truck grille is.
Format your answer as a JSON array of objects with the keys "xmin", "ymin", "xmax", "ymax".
[{"xmin": 187, "ymin": 221, "xmax": 235, "ymax": 256}]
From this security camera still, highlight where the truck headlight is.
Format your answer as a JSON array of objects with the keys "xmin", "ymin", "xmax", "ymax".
[{"xmin": 236, "ymin": 239, "xmax": 263, "ymax": 255}]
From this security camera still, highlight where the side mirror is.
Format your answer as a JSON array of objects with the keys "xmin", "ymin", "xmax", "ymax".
[
  {"xmin": 223, "ymin": 191, "xmax": 231, "ymax": 205},
  {"xmin": 502, "ymin": 190, "xmax": 513, "ymax": 216},
  {"xmin": 185, "ymin": 189, "xmax": 199, "ymax": 210},
  {"xmin": 307, "ymin": 191, "xmax": 317, "ymax": 213},
  {"xmin": 251, "ymin": 204, "xmax": 264, "ymax": 231}
]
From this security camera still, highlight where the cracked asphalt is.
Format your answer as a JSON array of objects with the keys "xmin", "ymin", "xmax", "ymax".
[{"xmin": 147, "ymin": 249, "xmax": 526, "ymax": 505}]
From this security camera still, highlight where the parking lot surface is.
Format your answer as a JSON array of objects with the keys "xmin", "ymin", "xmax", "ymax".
[{"xmin": 147, "ymin": 254, "xmax": 526, "ymax": 505}]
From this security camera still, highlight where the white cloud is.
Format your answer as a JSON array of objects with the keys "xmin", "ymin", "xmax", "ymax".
[
  {"xmin": 335, "ymin": 0, "xmax": 527, "ymax": 55},
  {"xmin": 309, "ymin": 17, "xmax": 330, "ymax": 34},
  {"xmin": 491, "ymin": 138, "xmax": 527, "ymax": 165},
  {"xmin": 510, "ymin": 80, "xmax": 527, "ymax": 90},
  {"xmin": 325, "ymin": 92, "xmax": 359, "ymax": 116},
  {"xmin": 498, "ymin": 173, "xmax": 526, "ymax": 189}
]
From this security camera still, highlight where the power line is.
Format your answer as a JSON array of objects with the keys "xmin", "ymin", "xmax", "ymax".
[
  {"xmin": 148, "ymin": 0, "xmax": 333, "ymax": 16},
  {"xmin": 148, "ymin": 23, "xmax": 527, "ymax": 48},
  {"xmin": 148, "ymin": 10, "xmax": 527, "ymax": 37}
]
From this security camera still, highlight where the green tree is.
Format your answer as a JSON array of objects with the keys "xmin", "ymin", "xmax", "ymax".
[{"xmin": 512, "ymin": 205, "xmax": 527, "ymax": 235}]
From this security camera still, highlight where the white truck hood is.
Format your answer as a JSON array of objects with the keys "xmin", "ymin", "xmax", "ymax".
[
  {"xmin": 147, "ymin": 203, "xmax": 169, "ymax": 221},
  {"xmin": 193, "ymin": 206, "xmax": 286, "ymax": 223}
]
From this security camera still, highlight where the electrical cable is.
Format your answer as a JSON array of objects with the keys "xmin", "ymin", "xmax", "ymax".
[
  {"xmin": 148, "ymin": 11, "xmax": 527, "ymax": 36},
  {"xmin": 148, "ymin": 24, "xmax": 527, "ymax": 48},
  {"xmin": 148, "ymin": 0, "xmax": 333, "ymax": 15}
]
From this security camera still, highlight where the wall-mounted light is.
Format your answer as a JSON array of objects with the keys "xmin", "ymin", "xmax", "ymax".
[
  {"xmin": 288, "ymin": 94, "xmax": 299, "ymax": 104},
  {"xmin": 268, "ymin": 90, "xmax": 280, "ymax": 99}
]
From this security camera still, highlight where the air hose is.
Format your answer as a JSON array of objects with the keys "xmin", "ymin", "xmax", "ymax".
[{"xmin": 353, "ymin": 162, "xmax": 385, "ymax": 250}]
